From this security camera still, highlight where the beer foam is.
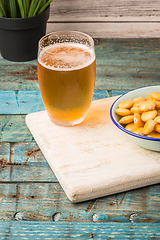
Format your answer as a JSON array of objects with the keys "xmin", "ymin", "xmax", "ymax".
[{"xmin": 38, "ymin": 43, "xmax": 95, "ymax": 71}]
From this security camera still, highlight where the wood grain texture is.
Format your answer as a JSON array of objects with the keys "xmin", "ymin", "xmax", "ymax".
[
  {"xmin": 49, "ymin": 0, "xmax": 160, "ymax": 20},
  {"xmin": 1, "ymin": 39, "xmax": 160, "ymax": 91},
  {"xmin": 0, "ymin": 143, "xmax": 11, "ymax": 182},
  {"xmin": 48, "ymin": 0, "xmax": 160, "ymax": 37},
  {"xmin": 0, "ymin": 184, "xmax": 17, "ymax": 220},
  {"xmin": 0, "ymin": 91, "xmax": 44, "ymax": 114},
  {"xmin": 0, "ymin": 115, "xmax": 33, "ymax": 142},
  {"xmin": 0, "ymin": 90, "xmax": 110, "ymax": 114},
  {"xmin": 11, "ymin": 142, "xmax": 56, "ymax": 182},
  {"xmin": 47, "ymin": 22, "xmax": 160, "ymax": 38},
  {"xmin": 0, "ymin": 59, "xmax": 38, "ymax": 90},
  {"xmin": 1, "ymin": 182, "xmax": 160, "ymax": 222},
  {"xmin": 0, "ymin": 221, "xmax": 160, "ymax": 239}
]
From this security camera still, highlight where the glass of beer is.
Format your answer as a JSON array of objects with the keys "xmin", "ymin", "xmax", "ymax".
[{"xmin": 38, "ymin": 31, "xmax": 96, "ymax": 126}]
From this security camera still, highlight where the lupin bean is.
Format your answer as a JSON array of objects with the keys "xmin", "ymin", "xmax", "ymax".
[
  {"xmin": 115, "ymin": 90, "xmax": 160, "ymax": 138},
  {"xmin": 155, "ymin": 124, "xmax": 160, "ymax": 133},
  {"xmin": 147, "ymin": 131, "xmax": 160, "ymax": 138},
  {"xmin": 154, "ymin": 116, "xmax": 160, "ymax": 123},
  {"xmin": 147, "ymin": 94, "xmax": 154, "ymax": 101},
  {"xmin": 119, "ymin": 115, "xmax": 134, "ymax": 124},
  {"xmin": 115, "ymin": 108, "xmax": 132, "ymax": 116},
  {"xmin": 141, "ymin": 110, "xmax": 157, "ymax": 122},
  {"xmin": 151, "ymin": 91, "xmax": 160, "ymax": 101},
  {"xmin": 134, "ymin": 113, "xmax": 144, "ymax": 127},
  {"xmin": 125, "ymin": 123, "xmax": 138, "ymax": 131},
  {"xmin": 143, "ymin": 120, "xmax": 155, "ymax": 135},
  {"xmin": 119, "ymin": 100, "xmax": 134, "ymax": 109},
  {"xmin": 154, "ymin": 100, "xmax": 160, "ymax": 109},
  {"xmin": 132, "ymin": 127, "xmax": 144, "ymax": 135},
  {"xmin": 139, "ymin": 100, "xmax": 155, "ymax": 112},
  {"xmin": 131, "ymin": 106, "xmax": 141, "ymax": 114},
  {"xmin": 133, "ymin": 98, "xmax": 146, "ymax": 107}
]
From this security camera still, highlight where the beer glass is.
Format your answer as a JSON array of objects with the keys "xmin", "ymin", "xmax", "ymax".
[{"xmin": 38, "ymin": 31, "xmax": 96, "ymax": 126}]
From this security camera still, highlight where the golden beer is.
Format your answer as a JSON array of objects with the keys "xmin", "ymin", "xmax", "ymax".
[{"xmin": 38, "ymin": 31, "xmax": 96, "ymax": 126}]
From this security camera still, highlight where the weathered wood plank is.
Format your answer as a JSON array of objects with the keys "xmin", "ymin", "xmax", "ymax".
[
  {"xmin": 0, "ymin": 184, "xmax": 17, "ymax": 220},
  {"xmin": 11, "ymin": 142, "xmax": 56, "ymax": 182},
  {"xmin": 0, "ymin": 90, "xmax": 110, "ymax": 114},
  {"xmin": 0, "ymin": 59, "xmax": 38, "ymax": 90},
  {"xmin": 0, "ymin": 143, "xmax": 11, "ymax": 182},
  {"xmin": 47, "ymin": 1, "xmax": 160, "ymax": 37},
  {"xmin": 0, "ymin": 143, "xmax": 10, "ymax": 161},
  {"xmin": 0, "ymin": 181, "xmax": 160, "ymax": 222},
  {"xmin": 95, "ymin": 38, "xmax": 160, "ymax": 89},
  {"xmin": 0, "ymin": 91, "xmax": 44, "ymax": 114},
  {"xmin": 47, "ymin": 22, "xmax": 160, "ymax": 38},
  {"xmin": 0, "ymin": 221, "xmax": 160, "ymax": 239},
  {"xmin": 1, "ymin": 39, "xmax": 160, "ymax": 91},
  {"xmin": 11, "ymin": 164, "xmax": 56, "ymax": 182},
  {"xmin": 0, "ymin": 115, "xmax": 33, "ymax": 142},
  {"xmin": 49, "ymin": 0, "xmax": 160, "ymax": 20},
  {"xmin": 12, "ymin": 142, "xmax": 44, "ymax": 164}
]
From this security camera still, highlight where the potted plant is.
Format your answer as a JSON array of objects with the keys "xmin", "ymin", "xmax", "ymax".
[{"xmin": 0, "ymin": 0, "xmax": 53, "ymax": 61}]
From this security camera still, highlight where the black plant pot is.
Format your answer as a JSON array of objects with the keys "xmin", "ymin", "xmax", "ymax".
[{"xmin": 0, "ymin": 5, "xmax": 50, "ymax": 62}]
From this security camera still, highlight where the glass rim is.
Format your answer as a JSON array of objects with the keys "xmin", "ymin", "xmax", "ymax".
[{"xmin": 38, "ymin": 30, "xmax": 95, "ymax": 52}]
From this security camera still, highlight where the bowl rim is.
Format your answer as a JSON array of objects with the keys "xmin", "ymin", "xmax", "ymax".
[{"xmin": 110, "ymin": 86, "xmax": 160, "ymax": 142}]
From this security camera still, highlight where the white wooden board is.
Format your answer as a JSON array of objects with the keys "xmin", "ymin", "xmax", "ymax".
[{"xmin": 26, "ymin": 97, "xmax": 160, "ymax": 203}]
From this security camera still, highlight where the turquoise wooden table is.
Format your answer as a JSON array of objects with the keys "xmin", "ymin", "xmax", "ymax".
[{"xmin": 0, "ymin": 38, "xmax": 160, "ymax": 239}]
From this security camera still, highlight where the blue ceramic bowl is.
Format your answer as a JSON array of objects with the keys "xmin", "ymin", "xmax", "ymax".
[{"xmin": 110, "ymin": 86, "xmax": 160, "ymax": 152}]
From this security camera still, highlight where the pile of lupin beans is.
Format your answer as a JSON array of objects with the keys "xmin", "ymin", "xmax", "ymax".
[{"xmin": 115, "ymin": 91, "xmax": 160, "ymax": 138}]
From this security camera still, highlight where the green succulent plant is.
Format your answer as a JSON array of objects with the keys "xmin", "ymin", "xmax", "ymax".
[{"xmin": 0, "ymin": 0, "xmax": 53, "ymax": 18}]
